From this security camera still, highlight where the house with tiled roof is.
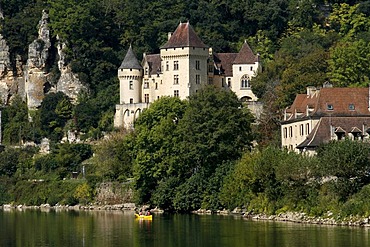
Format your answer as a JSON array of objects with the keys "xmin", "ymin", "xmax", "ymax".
[
  {"xmin": 114, "ymin": 22, "xmax": 261, "ymax": 129},
  {"xmin": 281, "ymin": 83, "xmax": 370, "ymax": 155}
]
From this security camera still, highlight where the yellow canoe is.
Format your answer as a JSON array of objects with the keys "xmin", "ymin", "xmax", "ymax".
[{"xmin": 135, "ymin": 214, "xmax": 153, "ymax": 220}]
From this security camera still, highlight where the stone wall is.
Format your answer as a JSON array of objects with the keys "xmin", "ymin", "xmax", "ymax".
[{"xmin": 95, "ymin": 182, "xmax": 134, "ymax": 205}]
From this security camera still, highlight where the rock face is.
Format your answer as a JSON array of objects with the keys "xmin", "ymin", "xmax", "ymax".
[
  {"xmin": 0, "ymin": 9, "xmax": 88, "ymax": 109},
  {"xmin": 56, "ymin": 37, "xmax": 87, "ymax": 103},
  {"xmin": 0, "ymin": 34, "xmax": 12, "ymax": 104},
  {"xmin": 25, "ymin": 10, "xmax": 51, "ymax": 109}
]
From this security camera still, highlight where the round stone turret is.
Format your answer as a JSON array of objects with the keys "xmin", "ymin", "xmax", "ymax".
[{"xmin": 118, "ymin": 45, "xmax": 142, "ymax": 104}]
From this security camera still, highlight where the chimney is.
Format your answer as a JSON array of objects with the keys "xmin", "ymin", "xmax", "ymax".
[
  {"xmin": 307, "ymin": 86, "xmax": 316, "ymax": 97},
  {"xmin": 168, "ymin": 32, "xmax": 172, "ymax": 41}
]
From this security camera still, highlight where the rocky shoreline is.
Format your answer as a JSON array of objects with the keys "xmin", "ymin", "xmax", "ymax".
[
  {"xmin": 3, "ymin": 204, "xmax": 370, "ymax": 227},
  {"xmin": 192, "ymin": 208, "xmax": 370, "ymax": 227},
  {"xmin": 0, "ymin": 203, "xmax": 164, "ymax": 213}
]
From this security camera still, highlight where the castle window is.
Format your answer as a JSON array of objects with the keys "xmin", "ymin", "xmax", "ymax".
[
  {"xmin": 240, "ymin": 75, "xmax": 250, "ymax": 89},
  {"xmin": 227, "ymin": 78, "xmax": 231, "ymax": 87},
  {"xmin": 196, "ymin": 75, "xmax": 200, "ymax": 84},
  {"xmin": 221, "ymin": 78, "xmax": 224, "ymax": 87},
  {"xmin": 208, "ymin": 77, "xmax": 213, "ymax": 84},
  {"xmin": 174, "ymin": 90, "xmax": 179, "ymax": 97},
  {"xmin": 208, "ymin": 64, "xmax": 213, "ymax": 73},
  {"xmin": 166, "ymin": 61, "xmax": 169, "ymax": 71},
  {"xmin": 300, "ymin": 124, "xmax": 304, "ymax": 136},
  {"xmin": 174, "ymin": 75, "xmax": 179, "ymax": 84},
  {"xmin": 144, "ymin": 94, "xmax": 149, "ymax": 103},
  {"xmin": 289, "ymin": 126, "xmax": 293, "ymax": 138},
  {"xmin": 196, "ymin": 60, "xmax": 200, "ymax": 70},
  {"xmin": 306, "ymin": 123, "xmax": 310, "ymax": 135},
  {"xmin": 155, "ymin": 83, "xmax": 158, "ymax": 90},
  {"xmin": 129, "ymin": 81, "xmax": 133, "ymax": 90},
  {"xmin": 284, "ymin": 127, "xmax": 287, "ymax": 138},
  {"xmin": 145, "ymin": 67, "xmax": 148, "ymax": 75},
  {"xmin": 174, "ymin": 61, "xmax": 179, "ymax": 70},
  {"xmin": 144, "ymin": 79, "xmax": 149, "ymax": 89},
  {"xmin": 239, "ymin": 66, "xmax": 242, "ymax": 71},
  {"xmin": 130, "ymin": 98, "xmax": 133, "ymax": 104},
  {"xmin": 250, "ymin": 66, "xmax": 253, "ymax": 71}
]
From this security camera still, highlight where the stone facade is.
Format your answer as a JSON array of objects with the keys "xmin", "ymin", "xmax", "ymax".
[
  {"xmin": 114, "ymin": 22, "xmax": 261, "ymax": 128},
  {"xmin": 282, "ymin": 84, "xmax": 370, "ymax": 154}
]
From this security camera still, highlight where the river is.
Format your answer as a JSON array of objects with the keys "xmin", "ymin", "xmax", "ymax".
[{"xmin": 0, "ymin": 209, "xmax": 369, "ymax": 247}]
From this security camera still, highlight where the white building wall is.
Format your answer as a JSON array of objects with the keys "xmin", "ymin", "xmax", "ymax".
[
  {"xmin": 118, "ymin": 68, "xmax": 142, "ymax": 104},
  {"xmin": 231, "ymin": 63, "xmax": 259, "ymax": 101},
  {"xmin": 281, "ymin": 118, "xmax": 319, "ymax": 152}
]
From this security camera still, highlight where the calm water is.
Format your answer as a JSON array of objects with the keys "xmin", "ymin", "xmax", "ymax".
[{"xmin": 0, "ymin": 209, "xmax": 369, "ymax": 247}]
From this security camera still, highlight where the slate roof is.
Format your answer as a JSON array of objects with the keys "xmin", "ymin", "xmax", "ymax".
[
  {"xmin": 214, "ymin": 53, "xmax": 238, "ymax": 77},
  {"xmin": 297, "ymin": 116, "xmax": 370, "ymax": 149},
  {"xmin": 145, "ymin": 54, "xmax": 161, "ymax": 76},
  {"xmin": 161, "ymin": 22, "xmax": 208, "ymax": 49},
  {"xmin": 119, "ymin": 45, "xmax": 142, "ymax": 70},
  {"xmin": 233, "ymin": 41, "xmax": 259, "ymax": 64},
  {"xmin": 285, "ymin": 87, "xmax": 370, "ymax": 121}
]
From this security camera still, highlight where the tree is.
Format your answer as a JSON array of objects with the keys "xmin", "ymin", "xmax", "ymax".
[
  {"xmin": 327, "ymin": 39, "xmax": 370, "ymax": 86},
  {"xmin": 176, "ymin": 86, "xmax": 254, "ymax": 177},
  {"xmin": 39, "ymin": 92, "xmax": 72, "ymax": 142},
  {"xmin": 89, "ymin": 131, "xmax": 134, "ymax": 181},
  {"xmin": 2, "ymin": 95, "xmax": 36, "ymax": 144},
  {"xmin": 316, "ymin": 139, "xmax": 370, "ymax": 201},
  {"xmin": 133, "ymin": 96, "xmax": 187, "ymax": 204}
]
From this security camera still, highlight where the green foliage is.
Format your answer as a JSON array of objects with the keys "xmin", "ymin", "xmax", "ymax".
[
  {"xmin": 74, "ymin": 182, "xmax": 93, "ymax": 205},
  {"xmin": 40, "ymin": 92, "xmax": 73, "ymax": 142},
  {"xmin": 328, "ymin": 39, "xmax": 370, "ymax": 86},
  {"xmin": 89, "ymin": 131, "xmax": 134, "ymax": 181},
  {"xmin": 51, "ymin": 143, "xmax": 93, "ymax": 178},
  {"xmin": 133, "ymin": 87, "xmax": 254, "ymax": 211},
  {"xmin": 0, "ymin": 147, "xmax": 37, "ymax": 177},
  {"xmin": 12, "ymin": 179, "xmax": 84, "ymax": 206}
]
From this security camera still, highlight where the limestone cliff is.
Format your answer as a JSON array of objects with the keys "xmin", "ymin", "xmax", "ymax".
[
  {"xmin": 25, "ymin": 10, "xmax": 51, "ymax": 109},
  {"xmin": 56, "ymin": 37, "xmax": 87, "ymax": 103},
  {"xmin": 0, "ymin": 9, "xmax": 87, "ymax": 109}
]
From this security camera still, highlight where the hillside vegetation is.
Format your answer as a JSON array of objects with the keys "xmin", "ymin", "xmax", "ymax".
[{"xmin": 1, "ymin": 0, "xmax": 370, "ymax": 217}]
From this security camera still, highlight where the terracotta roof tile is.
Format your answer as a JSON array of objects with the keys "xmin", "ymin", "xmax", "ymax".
[
  {"xmin": 233, "ymin": 41, "xmax": 258, "ymax": 64},
  {"xmin": 161, "ymin": 22, "xmax": 208, "ymax": 49},
  {"xmin": 286, "ymin": 87, "xmax": 370, "ymax": 121}
]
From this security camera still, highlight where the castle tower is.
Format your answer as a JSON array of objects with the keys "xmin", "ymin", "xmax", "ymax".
[
  {"xmin": 118, "ymin": 45, "xmax": 142, "ymax": 104},
  {"xmin": 114, "ymin": 45, "xmax": 146, "ymax": 129},
  {"xmin": 159, "ymin": 22, "xmax": 209, "ymax": 99},
  {"xmin": 231, "ymin": 41, "xmax": 260, "ymax": 102}
]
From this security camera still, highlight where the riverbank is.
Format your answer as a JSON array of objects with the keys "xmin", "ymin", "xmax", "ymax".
[
  {"xmin": 192, "ymin": 208, "xmax": 370, "ymax": 227},
  {"xmin": 3, "ymin": 203, "xmax": 370, "ymax": 227},
  {"xmin": 0, "ymin": 203, "xmax": 165, "ymax": 213}
]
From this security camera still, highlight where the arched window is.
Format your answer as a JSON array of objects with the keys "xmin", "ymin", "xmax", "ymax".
[{"xmin": 240, "ymin": 75, "xmax": 250, "ymax": 89}]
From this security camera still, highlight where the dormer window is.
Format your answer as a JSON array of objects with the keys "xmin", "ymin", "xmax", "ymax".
[
  {"xmin": 327, "ymin": 104, "xmax": 333, "ymax": 111},
  {"xmin": 349, "ymin": 104, "xmax": 355, "ymax": 110}
]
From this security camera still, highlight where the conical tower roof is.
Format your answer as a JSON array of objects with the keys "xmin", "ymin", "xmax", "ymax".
[
  {"xmin": 161, "ymin": 22, "xmax": 208, "ymax": 49},
  {"xmin": 119, "ymin": 45, "xmax": 142, "ymax": 69},
  {"xmin": 233, "ymin": 41, "xmax": 258, "ymax": 64}
]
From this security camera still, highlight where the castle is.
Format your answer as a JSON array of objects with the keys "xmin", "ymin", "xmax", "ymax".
[{"xmin": 114, "ymin": 22, "xmax": 261, "ymax": 129}]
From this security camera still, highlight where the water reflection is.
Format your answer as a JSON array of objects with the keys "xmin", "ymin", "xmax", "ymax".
[{"xmin": 1, "ymin": 210, "xmax": 369, "ymax": 247}]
